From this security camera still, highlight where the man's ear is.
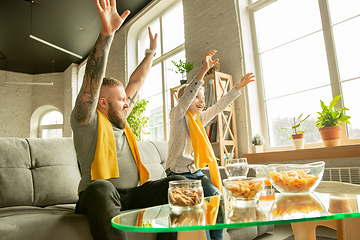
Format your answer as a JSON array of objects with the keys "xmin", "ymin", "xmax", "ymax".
[{"xmin": 98, "ymin": 97, "xmax": 108, "ymax": 110}]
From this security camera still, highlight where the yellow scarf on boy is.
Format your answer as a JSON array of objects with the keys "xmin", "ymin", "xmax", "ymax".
[
  {"xmin": 186, "ymin": 111, "xmax": 223, "ymax": 192},
  {"xmin": 91, "ymin": 110, "xmax": 149, "ymax": 185}
]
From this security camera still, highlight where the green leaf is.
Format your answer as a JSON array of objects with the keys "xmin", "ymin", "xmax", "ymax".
[{"xmin": 329, "ymin": 94, "xmax": 342, "ymax": 109}]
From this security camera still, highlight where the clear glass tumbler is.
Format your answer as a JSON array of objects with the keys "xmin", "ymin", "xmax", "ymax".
[{"xmin": 224, "ymin": 158, "xmax": 249, "ymax": 179}]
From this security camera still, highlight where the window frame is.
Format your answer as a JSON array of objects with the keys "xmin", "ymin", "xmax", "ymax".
[
  {"xmin": 136, "ymin": 0, "xmax": 185, "ymax": 141},
  {"xmin": 243, "ymin": 0, "xmax": 359, "ymax": 152}
]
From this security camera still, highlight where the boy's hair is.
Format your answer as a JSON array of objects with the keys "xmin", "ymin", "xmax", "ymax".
[
  {"xmin": 177, "ymin": 83, "xmax": 204, "ymax": 99},
  {"xmin": 102, "ymin": 77, "xmax": 125, "ymax": 88}
]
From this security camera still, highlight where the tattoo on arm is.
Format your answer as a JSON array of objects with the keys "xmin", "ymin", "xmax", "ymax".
[
  {"xmin": 128, "ymin": 91, "xmax": 138, "ymax": 108},
  {"xmin": 73, "ymin": 34, "xmax": 113, "ymax": 124}
]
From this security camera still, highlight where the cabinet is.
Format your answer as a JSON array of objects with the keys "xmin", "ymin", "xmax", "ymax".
[{"xmin": 170, "ymin": 72, "xmax": 238, "ymax": 166}]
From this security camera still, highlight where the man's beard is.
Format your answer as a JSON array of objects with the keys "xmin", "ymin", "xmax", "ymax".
[{"xmin": 108, "ymin": 101, "xmax": 127, "ymax": 129}]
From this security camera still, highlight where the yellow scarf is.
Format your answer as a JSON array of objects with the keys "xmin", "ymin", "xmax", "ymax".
[
  {"xmin": 203, "ymin": 195, "xmax": 220, "ymax": 225},
  {"xmin": 186, "ymin": 111, "xmax": 223, "ymax": 192},
  {"xmin": 123, "ymin": 124, "xmax": 150, "ymax": 185},
  {"xmin": 91, "ymin": 110, "xmax": 149, "ymax": 185},
  {"xmin": 91, "ymin": 110, "xmax": 119, "ymax": 180}
]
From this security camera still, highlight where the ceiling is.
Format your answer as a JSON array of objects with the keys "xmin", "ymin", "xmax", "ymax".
[{"xmin": 0, "ymin": 0, "xmax": 153, "ymax": 75}]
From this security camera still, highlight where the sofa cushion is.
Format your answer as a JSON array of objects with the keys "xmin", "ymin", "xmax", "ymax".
[
  {"xmin": 0, "ymin": 138, "xmax": 33, "ymax": 207},
  {"xmin": 137, "ymin": 141, "xmax": 166, "ymax": 180},
  {"xmin": 26, "ymin": 138, "xmax": 80, "ymax": 206},
  {"xmin": 150, "ymin": 141, "xmax": 168, "ymax": 169}
]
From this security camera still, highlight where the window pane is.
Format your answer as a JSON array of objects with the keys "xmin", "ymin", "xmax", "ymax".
[
  {"xmin": 144, "ymin": 93, "xmax": 164, "ymax": 141},
  {"xmin": 254, "ymin": 0, "xmax": 322, "ymax": 52},
  {"xmin": 165, "ymin": 50, "xmax": 186, "ymax": 90},
  {"xmin": 138, "ymin": 19, "xmax": 161, "ymax": 59},
  {"xmin": 261, "ymin": 32, "xmax": 330, "ymax": 100},
  {"xmin": 162, "ymin": 3, "xmax": 185, "ymax": 53},
  {"xmin": 328, "ymin": 0, "xmax": 360, "ymax": 25},
  {"xmin": 141, "ymin": 63, "xmax": 162, "ymax": 99},
  {"xmin": 40, "ymin": 111, "xmax": 63, "ymax": 125},
  {"xmin": 332, "ymin": 17, "xmax": 360, "ymax": 81},
  {"xmin": 342, "ymin": 79, "xmax": 360, "ymax": 139},
  {"xmin": 266, "ymin": 86, "xmax": 332, "ymax": 147},
  {"xmin": 42, "ymin": 129, "xmax": 62, "ymax": 138}
]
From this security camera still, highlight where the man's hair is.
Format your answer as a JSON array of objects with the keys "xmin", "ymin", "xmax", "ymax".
[
  {"xmin": 102, "ymin": 77, "xmax": 125, "ymax": 88},
  {"xmin": 177, "ymin": 83, "xmax": 204, "ymax": 99}
]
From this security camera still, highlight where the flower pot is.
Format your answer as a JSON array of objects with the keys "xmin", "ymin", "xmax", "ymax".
[
  {"xmin": 291, "ymin": 134, "xmax": 304, "ymax": 150},
  {"xmin": 180, "ymin": 79, "xmax": 187, "ymax": 85},
  {"xmin": 318, "ymin": 125, "xmax": 341, "ymax": 147},
  {"xmin": 252, "ymin": 145, "xmax": 263, "ymax": 153}
]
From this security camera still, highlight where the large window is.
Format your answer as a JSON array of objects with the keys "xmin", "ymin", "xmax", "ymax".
[
  {"xmin": 39, "ymin": 110, "xmax": 63, "ymax": 138},
  {"xmin": 137, "ymin": 2, "xmax": 185, "ymax": 141},
  {"xmin": 248, "ymin": 0, "xmax": 360, "ymax": 148}
]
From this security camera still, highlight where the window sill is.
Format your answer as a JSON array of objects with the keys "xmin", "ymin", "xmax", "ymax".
[{"xmin": 242, "ymin": 144, "xmax": 360, "ymax": 164}]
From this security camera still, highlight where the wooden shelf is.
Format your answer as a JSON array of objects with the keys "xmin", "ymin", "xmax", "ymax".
[{"xmin": 242, "ymin": 144, "xmax": 360, "ymax": 164}]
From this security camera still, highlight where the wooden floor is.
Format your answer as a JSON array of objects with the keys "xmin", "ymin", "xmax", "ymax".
[{"xmin": 254, "ymin": 224, "xmax": 337, "ymax": 240}]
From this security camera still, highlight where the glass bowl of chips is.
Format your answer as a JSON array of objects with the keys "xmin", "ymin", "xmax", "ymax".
[
  {"xmin": 168, "ymin": 180, "xmax": 204, "ymax": 210},
  {"xmin": 223, "ymin": 177, "xmax": 265, "ymax": 204},
  {"xmin": 265, "ymin": 161, "xmax": 325, "ymax": 194}
]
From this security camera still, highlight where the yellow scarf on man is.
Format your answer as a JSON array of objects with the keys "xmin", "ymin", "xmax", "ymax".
[
  {"xmin": 186, "ymin": 111, "xmax": 223, "ymax": 192},
  {"xmin": 91, "ymin": 110, "xmax": 149, "ymax": 185},
  {"xmin": 123, "ymin": 124, "xmax": 150, "ymax": 185}
]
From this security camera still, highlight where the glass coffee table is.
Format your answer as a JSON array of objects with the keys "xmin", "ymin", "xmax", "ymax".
[{"xmin": 112, "ymin": 186, "xmax": 360, "ymax": 240}]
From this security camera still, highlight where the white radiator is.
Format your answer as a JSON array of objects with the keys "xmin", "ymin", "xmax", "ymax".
[{"xmin": 323, "ymin": 167, "xmax": 360, "ymax": 184}]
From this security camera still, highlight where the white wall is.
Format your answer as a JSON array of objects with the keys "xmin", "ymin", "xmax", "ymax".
[
  {"xmin": 0, "ymin": 71, "xmax": 32, "ymax": 138},
  {"xmin": 0, "ymin": 63, "xmax": 78, "ymax": 138}
]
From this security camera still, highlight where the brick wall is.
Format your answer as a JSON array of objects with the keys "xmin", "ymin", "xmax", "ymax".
[
  {"xmin": 182, "ymin": 0, "xmax": 250, "ymax": 154},
  {"xmin": 0, "ymin": 66, "xmax": 77, "ymax": 138},
  {"xmin": 0, "ymin": 71, "xmax": 32, "ymax": 138}
]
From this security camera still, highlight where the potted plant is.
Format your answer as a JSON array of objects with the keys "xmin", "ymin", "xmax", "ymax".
[
  {"xmin": 315, "ymin": 94, "xmax": 351, "ymax": 147},
  {"xmin": 169, "ymin": 60, "xmax": 194, "ymax": 85},
  {"xmin": 282, "ymin": 113, "xmax": 310, "ymax": 149},
  {"xmin": 127, "ymin": 99, "xmax": 149, "ymax": 141},
  {"xmin": 251, "ymin": 134, "xmax": 264, "ymax": 153}
]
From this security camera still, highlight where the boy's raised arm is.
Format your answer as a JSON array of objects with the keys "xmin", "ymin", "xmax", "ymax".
[{"xmin": 73, "ymin": 0, "xmax": 130, "ymax": 125}]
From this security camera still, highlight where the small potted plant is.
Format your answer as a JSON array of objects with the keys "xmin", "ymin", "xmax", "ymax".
[
  {"xmin": 282, "ymin": 113, "xmax": 310, "ymax": 149},
  {"xmin": 251, "ymin": 134, "xmax": 264, "ymax": 153},
  {"xmin": 127, "ymin": 99, "xmax": 149, "ymax": 141},
  {"xmin": 169, "ymin": 60, "xmax": 194, "ymax": 85},
  {"xmin": 315, "ymin": 94, "xmax": 351, "ymax": 147}
]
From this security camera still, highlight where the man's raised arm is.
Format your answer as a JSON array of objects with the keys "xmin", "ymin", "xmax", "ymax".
[
  {"xmin": 73, "ymin": 0, "xmax": 130, "ymax": 125},
  {"xmin": 125, "ymin": 27, "xmax": 157, "ymax": 115}
]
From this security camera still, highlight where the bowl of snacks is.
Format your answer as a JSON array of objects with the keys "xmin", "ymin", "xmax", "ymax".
[
  {"xmin": 168, "ymin": 180, "xmax": 204, "ymax": 210},
  {"xmin": 265, "ymin": 161, "xmax": 325, "ymax": 194},
  {"xmin": 223, "ymin": 177, "xmax": 265, "ymax": 204},
  {"xmin": 269, "ymin": 193, "xmax": 327, "ymax": 220}
]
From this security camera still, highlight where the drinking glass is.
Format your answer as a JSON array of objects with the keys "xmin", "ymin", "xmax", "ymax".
[{"xmin": 224, "ymin": 158, "xmax": 249, "ymax": 179}]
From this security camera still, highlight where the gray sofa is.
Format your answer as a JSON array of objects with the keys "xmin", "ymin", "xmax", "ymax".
[{"xmin": 0, "ymin": 137, "xmax": 273, "ymax": 240}]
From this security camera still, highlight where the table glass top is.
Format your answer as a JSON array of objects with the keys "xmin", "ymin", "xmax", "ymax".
[{"xmin": 112, "ymin": 188, "xmax": 360, "ymax": 232}]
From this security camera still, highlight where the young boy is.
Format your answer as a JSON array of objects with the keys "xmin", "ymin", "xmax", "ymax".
[{"xmin": 165, "ymin": 50, "xmax": 255, "ymax": 240}]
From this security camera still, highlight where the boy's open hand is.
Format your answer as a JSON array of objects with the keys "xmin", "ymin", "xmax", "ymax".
[
  {"xmin": 235, "ymin": 73, "xmax": 255, "ymax": 90},
  {"xmin": 95, "ymin": 0, "xmax": 130, "ymax": 36},
  {"xmin": 202, "ymin": 50, "xmax": 219, "ymax": 71}
]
